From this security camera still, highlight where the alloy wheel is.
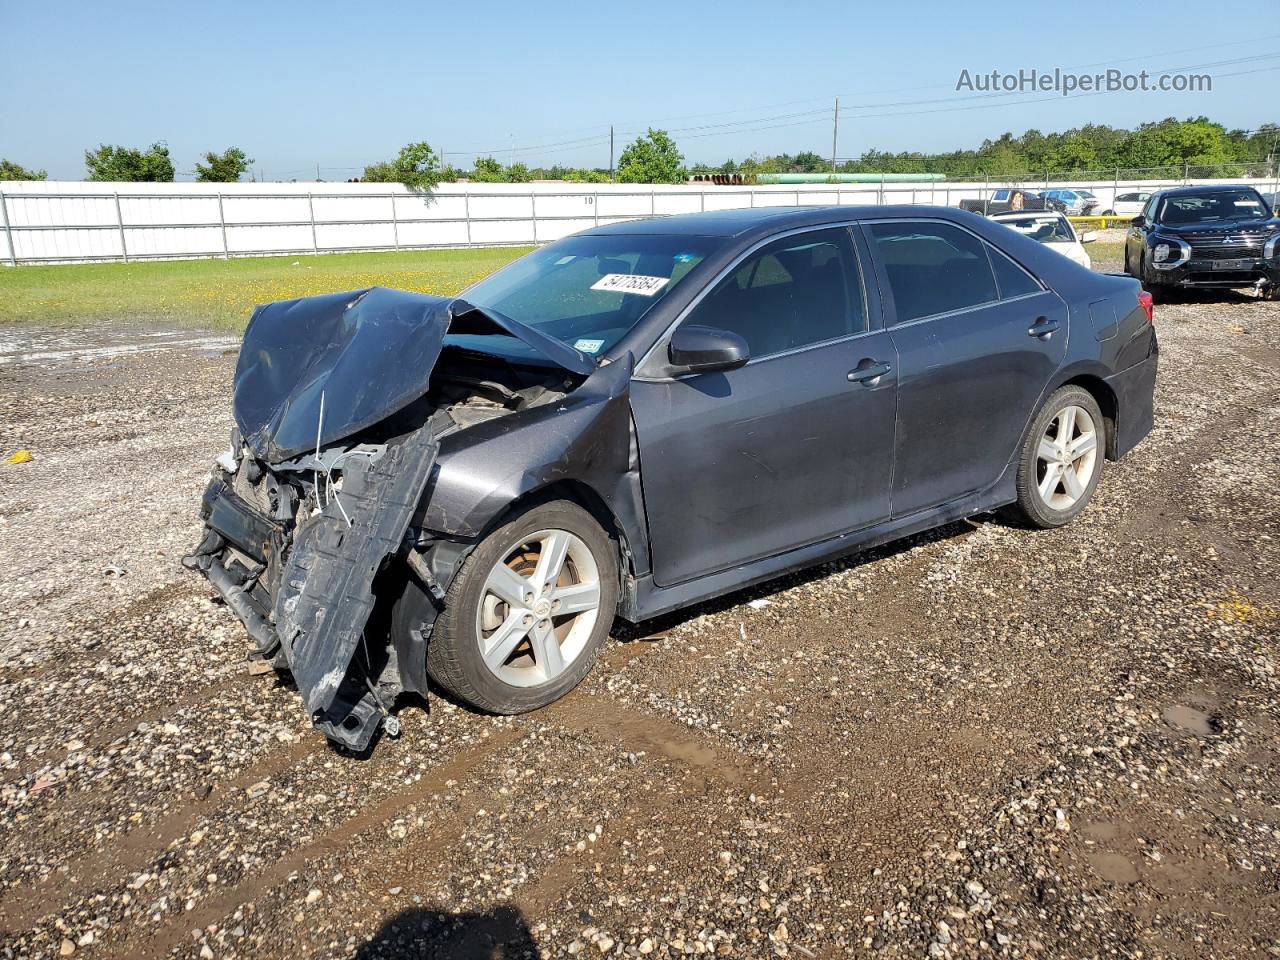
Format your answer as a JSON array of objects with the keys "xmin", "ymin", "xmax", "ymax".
[
  {"xmin": 1035, "ymin": 405, "xmax": 1099, "ymax": 511},
  {"xmin": 475, "ymin": 529, "xmax": 602, "ymax": 687}
]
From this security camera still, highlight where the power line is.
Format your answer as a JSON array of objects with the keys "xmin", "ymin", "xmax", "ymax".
[{"xmin": 449, "ymin": 33, "xmax": 1280, "ymax": 161}]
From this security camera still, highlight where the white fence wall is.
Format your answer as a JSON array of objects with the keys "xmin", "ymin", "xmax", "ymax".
[{"xmin": 2, "ymin": 176, "xmax": 1277, "ymax": 265}]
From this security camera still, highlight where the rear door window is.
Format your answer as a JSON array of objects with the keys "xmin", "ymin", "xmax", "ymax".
[
  {"xmin": 867, "ymin": 221, "xmax": 999, "ymax": 323},
  {"xmin": 986, "ymin": 244, "xmax": 1043, "ymax": 299}
]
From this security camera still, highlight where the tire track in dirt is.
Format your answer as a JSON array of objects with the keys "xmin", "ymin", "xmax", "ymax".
[
  {"xmin": 104, "ymin": 727, "xmax": 525, "ymax": 960},
  {"xmin": 4, "ymin": 673, "xmax": 247, "ymax": 786},
  {"xmin": 0, "ymin": 736, "xmax": 320, "ymax": 930}
]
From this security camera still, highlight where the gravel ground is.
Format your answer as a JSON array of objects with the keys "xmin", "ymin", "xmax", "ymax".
[{"xmin": 0, "ymin": 287, "xmax": 1277, "ymax": 960}]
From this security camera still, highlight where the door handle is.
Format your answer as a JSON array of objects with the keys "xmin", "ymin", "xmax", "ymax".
[
  {"xmin": 847, "ymin": 360, "xmax": 892, "ymax": 385},
  {"xmin": 1028, "ymin": 316, "xmax": 1060, "ymax": 339}
]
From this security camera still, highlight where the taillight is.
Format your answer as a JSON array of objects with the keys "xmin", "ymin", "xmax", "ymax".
[{"xmin": 1137, "ymin": 290, "xmax": 1154, "ymax": 324}]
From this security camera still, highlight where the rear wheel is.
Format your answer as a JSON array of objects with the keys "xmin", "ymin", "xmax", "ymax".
[
  {"xmin": 1006, "ymin": 386, "xmax": 1105, "ymax": 529},
  {"xmin": 417, "ymin": 500, "xmax": 618, "ymax": 714}
]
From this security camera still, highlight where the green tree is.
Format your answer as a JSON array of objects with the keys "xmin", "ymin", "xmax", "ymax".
[
  {"xmin": 1045, "ymin": 134, "xmax": 1099, "ymax": 174},
  {"xmin": 790, "ymin": 151, "xmax": 826, "ymax": 173},
  {"xmin": 0, "ymin": 159, "xmax": 46, "ymax": 181},
  {"xmin": 469, "ymin": 156, "xmax": 505, "ymax": 182},
  {"xmin": 84, "ymin": 143, "xmax": 175, "ymax": 182},
  {"xmin": 361, "ymin": 141, "xmax": 441, "ymax": 189},
  {"xmin": 617, "ymin": 128, "xmax": 685, "ymax": 184},
  {"xmin": 195, "ymin": 147, "xmax": 252, "ymax": 182}
]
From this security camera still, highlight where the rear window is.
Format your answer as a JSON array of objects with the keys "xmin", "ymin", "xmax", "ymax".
[{"xmin": 998, "ymin": 215, "xmax": 1074, "ymax": 243}]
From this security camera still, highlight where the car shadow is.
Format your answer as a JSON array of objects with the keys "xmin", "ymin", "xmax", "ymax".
[
  {"xmin": 352, "ymin": 904, "xmax": 537, "ymax": 959},
  {"xmin": 613, "ymin": 514, "xmax": 990, "ymax": 643}
]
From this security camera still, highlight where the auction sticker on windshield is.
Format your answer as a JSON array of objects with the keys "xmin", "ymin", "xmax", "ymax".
[{"xmin": 591, "ymin": 274, "xmax": 670, "ymax": 296}]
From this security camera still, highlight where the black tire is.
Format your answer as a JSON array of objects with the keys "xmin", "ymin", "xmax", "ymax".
[
  {"xmin": 1101, "ymin": 209, "xmax": 1116, "ymax": 217},
  {"xmin": 1005, "ymin": 385, "xmax": 1106, "ymax": 529},
  {"xmin": 411, "ymin": 499, "xmax": 618, "ymax": 714}
]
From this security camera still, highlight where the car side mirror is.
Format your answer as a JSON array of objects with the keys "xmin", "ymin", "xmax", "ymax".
[
  {"xmin": 668, "ymin": 325, "xmax": 750, "ymax": 373},
  {"xmin": 1081, "ymin": 230, "xmax": 1098, "ymax": 243},
  {"xmin": 1131, "ymin": 216, "xmax": 1147, "ymax": 227}
]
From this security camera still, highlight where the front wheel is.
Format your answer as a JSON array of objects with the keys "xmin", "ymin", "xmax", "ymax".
[
  {"xmin": 415, "ymin": 499, "xmax": 618, "ymax": 714},
  {"xmin": 1102, "ymin": 209, "xmax": 1116, "ymax": 217},
  {"xmin": 1006, "ymin": 386, "xmax": 1105, "ymax": 529}
]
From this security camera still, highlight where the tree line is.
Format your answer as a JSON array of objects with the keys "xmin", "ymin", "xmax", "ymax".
[
  {"xmin": 704, "ymin": 118, "xmax": 1280, "ymax": 181},
  {"xmin": 2, "ymin": 118, "xmax": 1275, "ymax": 186},
  {"xmin": 0, "ymin": 145, "xmax": 253, "ymax": 183}
]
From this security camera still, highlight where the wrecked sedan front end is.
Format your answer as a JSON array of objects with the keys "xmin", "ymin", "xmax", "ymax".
[{"xmin": 184, "ymin": 287, "xmax": 600, "ymax": 751}]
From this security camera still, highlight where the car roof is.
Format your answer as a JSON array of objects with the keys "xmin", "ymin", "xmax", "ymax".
[
  {"xmin": 1153, "ymin": 184, "xmax": 1264, "ymax": 198},
  {"xmin": 583, "ymin": 204, "xmax": 980, "ymax": 241},
  {"xmin": 991, "ymin": 211, "xmax": 1064, "ymax": 220}
]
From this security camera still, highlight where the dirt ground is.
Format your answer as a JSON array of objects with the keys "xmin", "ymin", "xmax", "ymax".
[{"xmin": 1, "ymin": 288, "xmax": 1278, "ymax": 960}]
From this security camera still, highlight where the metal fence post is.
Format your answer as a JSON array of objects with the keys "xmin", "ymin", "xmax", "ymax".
[
  {"xmin": 390, "ymin": 192, "xmax": 400, "ymax": 249},
  {"xmin": 0, "ymin": 191, "xmax": 16, "ymax": 266},
  {"xmin": 217, "ymin": 193, "xmax": 229, "ymax": 259},
  {"xmin": 650, "ymin": 189, "xmax": 656, "ymax": 216},
  {"xmin": 113, "ymin": 192, "xmax": 129, "ymax": 262},
  {"xmin": 307, "ymin": 192, "xmax": 318, "ymax": 254},
  {"xmin": 700, "ymin": 191, "xmax": 706, "ymax": 213},
  {"xmin": 878, "ymin": 174, "xmax": 885, "ymax": 205},
  {"xmin": 593, "ymin": 193, "xmax": 600, "ymax": 228},
  {"xmin": 464, "ymin": 189, "xmax": 472, "ymax": 245},
  {"xmin": 531, "ymin": 192, "xmax": 537, "ymax": 243}
]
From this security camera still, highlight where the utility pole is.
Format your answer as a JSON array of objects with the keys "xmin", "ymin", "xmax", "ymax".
[
  {"xmin": 315, "ymin": 162, "xmax": 321, "ymax": 182},
  {"xmin": 831, "ymin": 97, "xmax": 839, "ymax": 174},
  {"xmin": 609, "ymin": 126, "xmax": 615, "ymax": 181}
]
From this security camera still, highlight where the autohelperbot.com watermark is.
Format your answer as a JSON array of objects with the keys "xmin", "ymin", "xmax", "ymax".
[{"xmin": 956, "ymin": 68, "xmax": 1212, "ymax": 96}]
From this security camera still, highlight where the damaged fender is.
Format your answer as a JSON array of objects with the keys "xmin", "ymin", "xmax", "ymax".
[
  {"xmin": 187, "ymin": 287, "xmax": 602, "ymax": 751},
  {"xmin": 419, "ymin": 354, "xmax": 648, "ymax": 582}
]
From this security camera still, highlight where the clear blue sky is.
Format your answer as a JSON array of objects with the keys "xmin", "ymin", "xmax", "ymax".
[{"xmin": 3, "ymin": 0, "xmax": 1274, "ymax": 180}]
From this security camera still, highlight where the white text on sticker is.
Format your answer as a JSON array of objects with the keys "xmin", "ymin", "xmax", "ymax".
[{"xmin": 591, "ymin": 274, "xmax": 670, "ymax": 296}]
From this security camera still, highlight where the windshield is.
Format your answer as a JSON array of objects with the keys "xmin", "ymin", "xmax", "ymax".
[
  {"xmin": 460, "ymin": 234, "xmax": 721, "ymax": 359},
  {"xmin": 1157, "ymin": 190, "xmax": 1270, "ymax": 225},
  {"xmin": 999, "ymin": 215, "xmax": 1075, "ymax": 243}
]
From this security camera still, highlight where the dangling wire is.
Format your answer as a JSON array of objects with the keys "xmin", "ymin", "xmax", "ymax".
[{"xmin": 313, "ymin": 391, "xmax": 325, "ymax": 514}]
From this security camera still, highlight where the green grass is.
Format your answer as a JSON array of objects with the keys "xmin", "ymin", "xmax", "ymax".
[
  {"xmin": 0, "ymin": 247, "xmax": 534, "ymax": 330},
  {"xmin": 0, "ymin": 241, "xmax": 1134, "ymax": 331},
  {"xmin": 1089, "ymin": 241, "xmax": 1125, "ymax": 264}
]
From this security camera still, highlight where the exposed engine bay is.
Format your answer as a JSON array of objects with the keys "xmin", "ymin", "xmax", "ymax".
[{"xmin": 184, "ymin": 288, "xmax": 586, "ymax": 751}]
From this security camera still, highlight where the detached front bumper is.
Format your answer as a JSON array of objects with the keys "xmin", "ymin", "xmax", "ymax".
[{"xmin": 184, "ymin": 423, "xmax": 441, "ymax": 752}]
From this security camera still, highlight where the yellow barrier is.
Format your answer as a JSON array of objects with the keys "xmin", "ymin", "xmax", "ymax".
[{"xmin": 1069, "ymin": 215, "xmax": 1132, "ymax": 230}]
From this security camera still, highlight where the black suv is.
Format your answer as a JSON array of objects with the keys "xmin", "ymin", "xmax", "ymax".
[{"xmin": 1125, "ymin": 185, "xmax": 1280, "ymax": 299}]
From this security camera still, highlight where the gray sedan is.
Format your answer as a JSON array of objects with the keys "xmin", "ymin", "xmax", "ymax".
[{"xmin": 186, "ymin": 205, "xmax": 1158, "ymax": 750}]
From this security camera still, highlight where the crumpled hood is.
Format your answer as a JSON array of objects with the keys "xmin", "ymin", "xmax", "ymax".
[{"xmin": 233, "ymin": 287, "xmax": 594, "ymax": 463}]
